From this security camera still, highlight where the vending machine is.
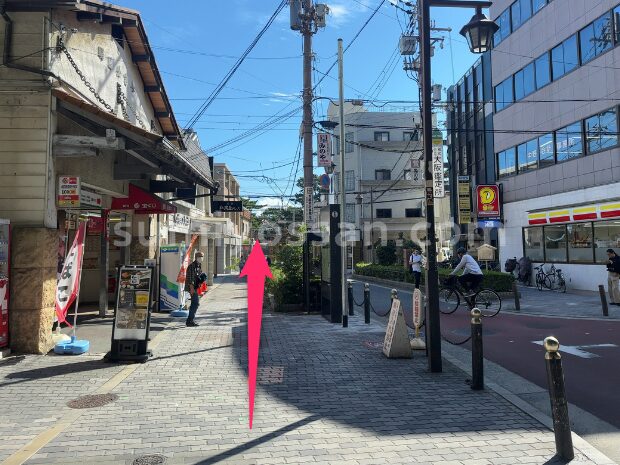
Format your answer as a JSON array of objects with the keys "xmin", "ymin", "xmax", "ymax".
[{"xmin": 0, "ymin": 219, "xmax": 10, "ymax": 349}]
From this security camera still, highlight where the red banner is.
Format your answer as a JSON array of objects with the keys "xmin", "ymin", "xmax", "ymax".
[
  {"xmin": 177, "ymin": 234, "xmax": 199, "ymax": 284},
  {"xmin": 476, "ymin": 185, "xmax": 501, "ymax": 218},
  {"xmin": 55, "ymin": 222, "xmax": 87, "ymax": 326}
]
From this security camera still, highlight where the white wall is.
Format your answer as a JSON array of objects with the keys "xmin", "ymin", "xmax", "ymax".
[{"xmin": 499, "ymin": 181, "xmax": 620, "ymax": 291}]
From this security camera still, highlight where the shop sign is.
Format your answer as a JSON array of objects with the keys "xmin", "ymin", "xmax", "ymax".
[
  {"xmin": 87, "ymin": 217, "xmax": 105, "ymax": 235},
  {"xmin": 478, "ymin": 220, "xmax": 502, "ymax": 229},
  {"xmin": 304, "ymin": 186, "xmax": 314, "ymax": 225},
  {"xmin": 527, "ymin": 201, "xmax": 620, "ymax": 225},
  {"xmin": 458, "ymin": 176, "xmax": 471, "ymax": 224},
  {"xmin": 168, "ymin": 213, "xmax": 191, "ymax": 233},
  {"xmin": 58, "ymin": 176, "xmax": 80, "ymax": 208},
  {"xmin": 113, "ymin": 266, "xmax": 153, "ymax": 341},
  {"xmin": 410, "ymin": 157, "xmax": 424, "ymax": 187},
  {"xmin": 317, "ymin": 132, "xmax": 332, "ymax": 167},
  {"xmin": 432, "ymin": 133, "xmax": 444, "ymax": 198},
  {"xmin": 476, "ymin": 185, "xmax": 500, "ymax": 218},
  {"xmin": 212, "ymin": 200, "xmax": 243, "ymax": 212},
  {"xmin": 80, "ymin": 189, "xmax": 102, "ymax": 209}
]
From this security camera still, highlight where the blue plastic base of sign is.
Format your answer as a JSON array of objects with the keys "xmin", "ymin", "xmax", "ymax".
[
  {"xmin": 171, "ymin": 309, "xmax": 189, "ymax": 318},
  {"xmin": 54, "ymin": 336, "xmax": 90, "ymax": 355}
]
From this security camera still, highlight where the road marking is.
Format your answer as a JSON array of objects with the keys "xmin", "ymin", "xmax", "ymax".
[{"xmin": 532, "ymin": 341, "xmax": 618, "ymax": 358}]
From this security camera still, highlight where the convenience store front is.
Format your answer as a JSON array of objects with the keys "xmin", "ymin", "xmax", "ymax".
[{"xmin": 500, "ymin": 186, "xmax": 620, "ymax": 291}]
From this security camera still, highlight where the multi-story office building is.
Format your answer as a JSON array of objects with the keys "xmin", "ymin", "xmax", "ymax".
[
  {"xmin": 446, "ymin": 52, "xmax": 498, "ymax": 254},
  {"xmin": 491, "ymin": 0, "xmax": 620, "ymax": 290},
  {"xmin": 213, "ymin": 163, "xmax": 243, "ymax": 273}
]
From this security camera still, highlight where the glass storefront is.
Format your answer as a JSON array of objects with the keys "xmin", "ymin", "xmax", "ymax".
[{"xmin": 523, "ymin": 220, "xmax": 620, "ymax": 263}]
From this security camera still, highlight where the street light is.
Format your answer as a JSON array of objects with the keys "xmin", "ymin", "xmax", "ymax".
[{"xmin": 418, "ymin": 0, "xmax": 496, "ymax": 373}]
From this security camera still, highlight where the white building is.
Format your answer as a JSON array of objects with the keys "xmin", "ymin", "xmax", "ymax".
[
  {"xmin": 491, "ymin": 0, "xmax": 620, "ymax": 290},
  {"xmin": 321, "ymin": 102, "xmax": 444, "ymax": 263}
]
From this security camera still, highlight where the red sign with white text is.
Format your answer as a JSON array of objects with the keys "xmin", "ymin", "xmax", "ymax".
[{"xmin": 476, "ymin": 185, "xmax": 500, "ymax": 218}]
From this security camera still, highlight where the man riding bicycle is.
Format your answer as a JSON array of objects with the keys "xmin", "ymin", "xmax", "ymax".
[{"xmin": 450, "ymin": 247, "xmax": 484, "ymax": 296}]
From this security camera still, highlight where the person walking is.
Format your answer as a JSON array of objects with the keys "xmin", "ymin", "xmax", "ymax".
[
  {"xmin": 185, "ymin": 251, "xmax": 204, "ymax": 327},
  {"xmin": 606, "ymin": 249, "xmax": 620, "ymax": 306},
  {"xmin": 450, "ymin": 247, "xmax": 484, "ymax": 295},
  {"xmin": 409, "ymin": 249, "xmax": 423, "ymax": 289}
]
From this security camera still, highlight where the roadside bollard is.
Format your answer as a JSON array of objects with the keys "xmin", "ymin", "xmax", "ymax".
[
  {"xmin": 364, "ymin": 283, "xmax": 371, "ymax": 324},
  {"xmin": 512, "ymin": 281, "xmax": 520, "ymax": 312},
  {"xmin": 544, "ymin": 336, "xmax": 575, "ymax": 461},
  {"xmin": 599, "ymin": 285, "xmax": 609, "ymax": 317},
  {"xmin": 391, "ymin": 288, "xmax": 398, "ymax": 305},
  {"xmin": 347, "ymin": 280, "xmax": 354, "ymax": 316},
  {"xmin": 471, "ymin": 308, "xmax": 483, "ymax": 390}
]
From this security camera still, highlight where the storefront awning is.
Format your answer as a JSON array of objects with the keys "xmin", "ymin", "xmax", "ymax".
[{"xmin": 111, "ymin": 184, "xmax": 176, "ymax": 214}]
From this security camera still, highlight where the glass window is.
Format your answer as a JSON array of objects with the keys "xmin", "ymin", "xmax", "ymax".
[
  {"xmin": 615, "ymin": 6, "xmax": 620, "ymax": 43},
  {"xmin": 497, "ymin": 147, "xmax": 516, "ymax": 177},
  {"xmin": 523, "ymin": 62, "xmax": 535, "ymax": 97},
  {"xmin": 524, "ymin": 227, "xmax": 544, "ymax": 261},
  {"xmin": 520, "ymin": 0, "xmax": 532, "ymax": 24},
  {"xmin": 495, "ymin": 77, "xmax": 513, "ymax": 112},
  {"xmin": 494, "ymin": 8, "xmax": 511, "ymax": 46},
  {"xmin": 533, "ymin": 0, "xmax": 546, "ymax": 13},
  {"xmin": 518, "ymin": 139, "xmax": 538, "ymax": 172},
  {"xmin": 374, "ymin": 131, "xmax": 390, "ymax": 142},
  {"xmin": 535, "ymin": 53, "xmax": 550, "ymax": 89},
  {"xmin": 580, "ymin": 13, "xmax": 613, "ymax": 64},
  {"xmin": 544, "ymin": 225, "xmax": 567, "ymax": 262},
  {"xmin": 568, "ymin": 223, "xmax": 594, "ymax": 263},
  {"xmin": 403, "ymin": 131, "xmax": 418, "ymax": 141},
  {"xmin": 376, "ymin": 208, "xmax": 392, "ymax": 219},
  {"xmin": 555, "ymin": 122, "xmax": 583, "ymax": 162},
  {"xmin": 345, "ymin": 204, "xmax": 355, "ymax": 223},
  {"xmin": 345, "ymin": 170, "xmax": 355, "ymax": 192},
  {"xmin": 406, "ymin": 208, "xmax": 422, "ymax": 218},
  {"xmin": 375, "ymin": 169, "xmax": 391, "ymax": 181},
  {"xmin": 511, "ymin": 1, "xmax": 522, "ymax": 30},
  {"xmin": 538, "ymin": 133, "xmax": 554, "ymax": 167},
  {"xmin": 551, "ymin": 34, "xmax": 578, "ymax": 80},
  {"xmin": 585, "ymin": 108, "xmax": 618, "ymax": 153},
  {"xmin": 514, "ymin": 69, "xmax": 525, "ymax": 101},
  {"xmin": 345, "ymin": 132, "xmax": 354, "ymax": 153},
  {"xmin": 594, "ymin": 221, "xmax": 620, "ymax": 263},
  {"xmin": 475, "ymin": 63, "xmax": 483, "ymax": 104}
]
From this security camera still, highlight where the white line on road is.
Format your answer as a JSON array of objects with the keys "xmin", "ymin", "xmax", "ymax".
[{"xmin": 532, "ymin": 341, "xmax": 618, "ymax": 358}]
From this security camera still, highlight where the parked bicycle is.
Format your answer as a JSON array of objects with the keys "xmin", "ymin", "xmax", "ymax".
[
  {"xmin": 534, "ymin": 264, "xmax": 567, "ymax": 293},
  {"xmin": 438, "ymin": 276, "xmax": 502, "ymax": 317}
]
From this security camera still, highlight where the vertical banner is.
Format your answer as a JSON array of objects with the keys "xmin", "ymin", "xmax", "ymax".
[
  {"xmin": 432, "ymin": 131, "xmax": 444, "ymax": 198},
  {"xmin": 304, "ymin": 186, "xmax": 314, "ymax": 226},
  {"xmin": 177, "ymin": 234, "xmax": 199, "ymax": 284},
  {"xmin": 458, "ymin": 176, "xmax": 472, "ymax": 224},
  {"xmin": 55, "ymin": 221, "xmax": 87, "ymax": 326},
  {"xmin": 317, "ymin": 133, "xmax": 332, "ymax": 167},
  {"xmin": 410, "ymin": 157, "xmax": 424, "ymax": 187},
  {"xmin": 160, "ymin": 245, "xmax": 182, "ymax": 311}
]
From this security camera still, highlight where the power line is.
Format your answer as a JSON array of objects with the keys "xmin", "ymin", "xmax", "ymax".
[{"xmin": 185, "ymin": 0, "xmax": 288, "ymax": 129}]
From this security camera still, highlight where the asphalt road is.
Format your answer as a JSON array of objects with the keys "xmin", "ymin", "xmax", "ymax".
[{"xmin": 351, "ymin": 280, "xmax": 620, "ymax": 430}]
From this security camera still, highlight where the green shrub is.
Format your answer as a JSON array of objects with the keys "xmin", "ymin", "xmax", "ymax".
[
  {"xmin": 266, "ymin": 245, "xmax": 304, "ymax": 307},
  {"xmin": 354, "ymin": 262, "xmax": 515, "ymax": 292},
  {"xmin": 375, "ymin": 240, "xmax": 398, "ymax": 266}
]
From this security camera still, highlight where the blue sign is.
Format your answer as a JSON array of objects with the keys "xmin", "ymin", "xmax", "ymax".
[
  {"xmin": 478, "ymin": 220, "xmax": 502, "ymax": 229},
  {"xmin": 319, "ymin": 173, "xmax": 330, "ymax": 190}
]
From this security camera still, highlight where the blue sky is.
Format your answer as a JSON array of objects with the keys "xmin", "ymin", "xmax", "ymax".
[{"xmin": 121, "ymin": 0, "xmax": 486, "ymax": 205}]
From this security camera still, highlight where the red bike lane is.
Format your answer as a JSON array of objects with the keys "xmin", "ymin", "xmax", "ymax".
[{"xmin": 440, "ymin": 310, "xmax": 620, "ymax": 428}]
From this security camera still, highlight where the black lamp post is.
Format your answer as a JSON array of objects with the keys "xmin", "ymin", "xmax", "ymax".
[{"xmin": 419, "ymin": 0, "xmax": 497, "ymax": 373}]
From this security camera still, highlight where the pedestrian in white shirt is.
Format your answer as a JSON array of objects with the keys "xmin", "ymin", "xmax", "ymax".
[
  {"xmin": 409, "ymin": 249, "xmax": 424, "ymax": 289},
  {"xmin": 450, "ymin": 247, "xmax": 484, "ymax": 295}
]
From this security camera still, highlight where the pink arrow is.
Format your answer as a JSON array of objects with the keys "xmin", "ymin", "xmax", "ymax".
[{"xmin": 239, "ymin": 241, "xmax": 273, "ymax": 429}]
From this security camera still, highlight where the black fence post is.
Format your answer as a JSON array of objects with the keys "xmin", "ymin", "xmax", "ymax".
[
  {"xmin": 471, "ymin": 308, "xmax": 483, "ymax": 390},
  {"xmin": 544, "ymin": 336, "xmax": 575, "ymax": 461},
  {"xmin": 599, "ymin": 285, "xmax": 609, "ymax": 317},
  {"xmin": 512, "ymin": 281, "xmax": 520, "ymax": 312},
  {"xmin": 347, "ymin": 280, "xmax": 354, "ymax": 316},
  {"xmin": 364, "ymin": 283, "xmax": 370, "ymax": 324}
]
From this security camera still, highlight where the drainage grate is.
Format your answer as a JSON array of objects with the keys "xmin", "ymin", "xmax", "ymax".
[
  {"xmin": 257, "ymin": 366, "xmax": 284, "ymax": 384},
  {"xmin": 66, "ymin": 393, "xmax": 118, "ymax": 409},
  {"xmin": 133, "ymin": 455, "xmax": 166, "ymax": 465},
  {"xmin": 363, "ymin": 341, "xmax": 383, "ymax": 350}
]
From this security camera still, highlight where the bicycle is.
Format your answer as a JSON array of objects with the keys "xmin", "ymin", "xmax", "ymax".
[
  {"xmin": 438, "ymin": 276, "xmax": 502, "ymax": 317},
  {"xmin": 534, "ymin": 264, "xmax": 567, "ymax": 292}
]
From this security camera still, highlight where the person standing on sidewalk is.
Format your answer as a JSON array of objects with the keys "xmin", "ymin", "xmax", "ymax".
[
  {"xmin": 409, "ymin": 249, "xmax": 423, "ymax": 289},
  {"xmin": 185, "ymin": 251, "xmax": 204, "ymax": 326},
  {"xmin": 606, "ymin": 249, "xmax": 620, "ymax": 306}
]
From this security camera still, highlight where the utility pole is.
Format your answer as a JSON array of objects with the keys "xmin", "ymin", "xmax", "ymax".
[
  {"xmin": 291, "ymin": 0, "xmax": 329, "ymax": 311},
  {"xmin": 337, "ymin": 38, "xmax": 347, "ymax": 328}
]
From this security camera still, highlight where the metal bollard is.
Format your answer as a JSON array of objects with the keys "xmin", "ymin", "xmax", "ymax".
[
  {"xmin": 599, "ymin": 285, "xmax": 609, "ymax": 317},
  {"xmin": 512, "ymin": 281, "xmax": 520, "ymax": 312},
  {"xmin": 544, "ymin": 336, "xmax": 575, "ymax": 461},
  {"xmin": 347, "ymin": 280, "xmax": 354, "ymax": 316},
  {"xmin": 364, "ymin": 283, "xmax": 371, "ymax": 324},
  {"xmin": 471, "ymin": 308, "xmax": 483, "ymax": 390}
]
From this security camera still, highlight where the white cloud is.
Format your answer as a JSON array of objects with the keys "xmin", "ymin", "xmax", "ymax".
[{"xmin": 327, "ymin": 1, "xmax": 373, "ymax": 27}]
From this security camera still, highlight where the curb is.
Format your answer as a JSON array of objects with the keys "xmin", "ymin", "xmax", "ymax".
[{"xmin": 442, "ymin": 348, "xmax": 617, "ymax": 465}]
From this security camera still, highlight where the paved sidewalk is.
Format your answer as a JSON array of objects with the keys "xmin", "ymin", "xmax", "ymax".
[{"xmin": 0, "ymin": 276, "xmax": 612, "ymax": 464}]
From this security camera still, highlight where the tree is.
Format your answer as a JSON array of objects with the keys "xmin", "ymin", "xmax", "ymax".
[
  {"xmin": 241, "ymin": 197, "xmax": 263, "ymax": 211},
  {"xmin": 293, "ymin": 175, "xmax": 322, "ymax": 206}
]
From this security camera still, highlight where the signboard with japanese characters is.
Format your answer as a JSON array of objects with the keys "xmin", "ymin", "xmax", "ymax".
[
  {"xmin": 168, "ymin": 213, "xmax": 191, "ymax": 234},
  {"xmin": 317, "ymin": 132, "xmax": 332, "ymax": 167},
  {"xmin": 304, "ymin": 186, "xmax": 314, "ymax": 225},
  {"xmin": 476, "ymin": 185, "xmax": 501, "ymax": 218},
  {"xmin": 382, "ymin": 298, "xmax": 412, "ymax": 359},
  {"xmin": 432, "ymin": 133, "xmax": 444, "ymax": 198},
  {"xmin": 410, "ymin": 157, "xmax": 424, "ymax": 187},
  {"xmin": 212, "ymin": 201, "xmax": 243, "ymax": 212},
  {"xmin": 458, "ymin": 176, "xmax": 471, "ymax": 224},
  {"xmin": 57, "ymin": 176, "xmax": 80, "ymax": 208},
  {"xmin": 80, "ymin": 189, "xmax": 102, "ymax": 209}
]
